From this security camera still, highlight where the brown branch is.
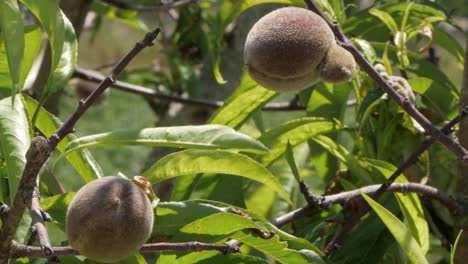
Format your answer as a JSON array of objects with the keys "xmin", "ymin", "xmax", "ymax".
[
  {"xmin": 0, "ymin": 28, "xmax": 162, "ymax": 262},
  {"xmin": 73, "ymin": 67, "xmax": 306, "ymax": 111},
  {"xmin": 99, "ymin": 0, "xmax": 197, "ymax": 11},
  {"xmin": 272, "ymin": 182, "xmax": 463, "ymax": 228},
  {"xmin": 10, "ymin": 241, "xmax": 239, "ymax": 258},
  {"xmin": 304, "ymin": 0, "xmax": 468, "ymax": 165},
  {"xmin": 27, "ymin": 189, "xmax": 53, "ymax": 256}
]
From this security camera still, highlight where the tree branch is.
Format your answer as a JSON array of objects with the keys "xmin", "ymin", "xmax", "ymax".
[
  {"xmin": 98, "ymin": 0, "xmax": 197, "ymax": 12},
  {"xmin": 73, "ymin": 67, "xmax": 306, "ymax": 111},
  {"xmin": 0, "ymin": 28, "xmax": 162, "ymax": 261},
  {"xmin": 272, "ymin": 182, "xmax": 463, "ymax": 228},
  {"xmin": 10, "ymin": 241, "xmax": 239, "ymax": 258},
  {"xmin": 27, "ymin": 189, "xmax": 53, "ymax": 256}
]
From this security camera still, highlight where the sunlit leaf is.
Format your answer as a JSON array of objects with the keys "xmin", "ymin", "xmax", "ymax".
[
  {"xmin": 409, "ymin": 77, "xmax": 458, "ymax": 120},
  {"xmin": 0, "ymin": 96, "xmax": 31, "ymax": 202},
  {"xmin": 209, "ymin": 71, "xmax": 277, "ymax": 129},
  {"xmin": 20, "ymin": 0, "xmax": 65, "ymax": 93},
  {"xmin": 180, "ymin": 212, "xmax": 268, "ymax": 235},
  {"xmin": 41, "ymin": 193, "xmax": 75, "ymax": 229},
  {"xmin": 143, "ymin": 150, "xmax": 291, "ymax": 204},
  {"xmin": 0, "ymin": 0, "xmax": 23, "ymax": 100},
  {"xmin": 63, "ymin": 125, "xmax": 269, "ymax": 156},
  {"xmin": 362, "ymin": 193, "xmax": 429, "ymax": 264},
  {"xmin": 231, "ymin": 230, "xmax": 323, "ymax": 264},
  {"xmin": 0, "ymin": 25, "xmax": 41, "ymax": 92},
  {"xmin": 258, "ymin": 117, "xmax": 340, "ymax": 166},
  {"xmin": 369, "ymin": 8, "xmax": 398, "ymax": 34},
  {"xmin": 91, "ymin": 1, "xmax": 149, "ymax": 31}
]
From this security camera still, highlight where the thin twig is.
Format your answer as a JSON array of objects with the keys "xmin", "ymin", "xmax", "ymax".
[
  {"xmin": 272, "ymin": 182, "xmax": 463, "ymax": 228},
  {"xmin": 10, "ymin": 241, "xmax": 239, "ymax": 258},
  {"xmin": 99, "ymin": 0, "xmax": 197, "ymax": 11},
  {"xmin": 304, "ymin": 0, "xmax": 468, "ymax": 164},
  {"xmin": 73, "ymin": 68, "xmax": 306, "ymax": 111},
  {"xmin": 0, "ymin": 28, "xmax": 162, "ymax": 262}
]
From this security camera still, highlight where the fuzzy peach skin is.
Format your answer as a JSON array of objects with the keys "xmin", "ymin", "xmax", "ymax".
[
  {"xmin": 244, "ymin": 7, "xmax": 355, "ymax": 92},
  {"xmin": 66, "ymin": 176, "xmax": 154, "ymax": 263}
]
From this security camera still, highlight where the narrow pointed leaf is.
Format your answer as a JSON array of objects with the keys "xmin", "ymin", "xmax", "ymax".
[
  {"xmin": 64, "ymin": 125, "xmax": 268, "ymax": 156},
  {"xmin": 0, "ymin": 96, "xmax": 31, "ymax": 202},
  {"xmin": 177, "ymin": 253, "xmax": 269, "ymax": 264},
  {"xmin": 143, "ymin": 150, "xmax": 291, "ymax": 203},
  {"xmin": 20, "ymin": 1, "xmax": 76, "ymax": 96},
  {"xmin": 0, "ymin": 0, "xmax": 24, "ymax": 99},
  {"xmin": 369, "ymin": 8, "xmax": 398, "ymax": 34},
  {"xmin": 259, "ymin": 117, "xmax": 339, "ymax": 166},
  {"xmin": 180, "ymin": 212, "xmax": 268, "ymax": 235},
  {"xmin": 368, "ymin": 159, "xmax": 429, "ymax": 254},
  {"xmin": 209, "ymin": 72, "xmax": 277, "ymax": 129},
  {"xmin": 0, "ymin": 25, "xmax": 41, "ymax": 92},
  {"xmin": 451, "ymin": 230, "xmax": 463, "ymax": 264},
  {"xmin": 47, "ymin": 11, "xmax": 77, "ymax": 94},
  {"xmin": 362, "ymin": 193, "xmax": 429, "ymax": 264},
  {"xmin": 23, "ymin": 96, "xmax": 102, "ymax": 183},
  {"xmin": 231, "ymin": 230, "xmax": 323, "ymax": 264}
]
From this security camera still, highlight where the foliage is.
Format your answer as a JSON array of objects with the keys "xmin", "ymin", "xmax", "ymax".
[{"xmin": 0, "ymin": 0, "xmax": 467, "ymax": 263}]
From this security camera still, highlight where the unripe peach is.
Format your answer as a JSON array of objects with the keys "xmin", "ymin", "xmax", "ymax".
[
  {"xmin": 66, "ymin": 176, "xmax": 154, "ymax": 263},
  {"xmin": 244, "ymin": 7, "xmax": 355, "ymax": 92}
]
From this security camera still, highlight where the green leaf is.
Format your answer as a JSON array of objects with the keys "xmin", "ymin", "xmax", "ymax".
[
  {"xmin": 0, "ymin": 96, "xmax": 31, "ymax": 202},
  {"xmin": 20, "ymin": 1, "xmax": 77, "ymax": 97},
  {"xmin": 258, "ymin": 117, "xmax": 340, "ymax": 166},
  {"xmin": 409, "ymin": 77, "xmax": 458, "ymax": 120},
  {"xmin": 433, "ymin": 26, "xmax": 464, "ymax": 67},
  {"xmin": 47, "ymin": 11, "xmax": 77, "ymax": 94},
  {"xmin": 362, "ymin": 193, "xmax": 429, "ymax": 264},
  {"xmin": 143, "ymin": 150, "xmax": 291, "ymax": 204},
  {"xmin": 367, "ymin": 159, "xmax": 429, "ymax": 254},
  {"xmin": 20, "ymin": 0, "xmax": 65, "ymax": 90},
  {"xmin": 0, "ymin": 25, "xmax": 41, "ymax": 92},
  {"xmin": 90, "ymin": 2, "xmax": 149, "ymax": 32},
  {"xmin": 41, "ymin": 193, "xmax": 75, "ymax": 229},
  {"xmin": 153, "ymin": 200, "xmax": 227, "ymax": 241},
  {"xmin": 369, "ymin": 8, "xmax": 398, "ymax": 34},
  {"xmin": 231, "ymin": 230, "xmax": 322, "ymax": 264},
  {"xmin": 284, "ymin": 142, "xmax": 301, "ymax": 182},
  {"xmin": 23, "ymin": 96, "xmax": 102, "ymax": 183},
  {"xmin": 306, "ymin": 82, "xmax": 352, "ymax": 119},
  {"xmin": 372, "ymin": 43, "xmax": 458, "ymax": 99},
  {"xmin": 209, "ymin": 71, "xmax": 277, "ymax": 129},
  {"xmin": 63, "ymin": 125, "xmax": 269, "ymax": 157},
  {"xmin": 180, "ymin": 212, "xmax": 268, "ymax": 235},
  {"xmin": 0, "ymin": 0, "xmax": 24, "ymax": 99},
  {"xmin": 353, "ymin": 38, "xmax": 377, "ymax": 64},
  {"xmin": 451, "ymin": 230, "xmax": 463, "ymax": 264},
  {"xmin": 177, "ymin": 253, "xmax": 269, "ymax": 264}
]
